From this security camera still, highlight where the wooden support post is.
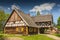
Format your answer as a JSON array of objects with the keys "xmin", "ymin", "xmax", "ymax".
[
  {"xmin": 26, "ymin": 27, "xmax": 28, "ymax": 35},
  {"xmin": 38, "ymin": 28, "xmax": 40, "ymax": 34}
]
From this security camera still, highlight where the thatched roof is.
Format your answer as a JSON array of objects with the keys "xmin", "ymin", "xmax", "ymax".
[
  {"xmin": 32, "ymin": 14, "xmax": 53, "ymax": 22},
  {"xmin": 5, "ymin": 8, "xmax": 53, "ymax": 28}
]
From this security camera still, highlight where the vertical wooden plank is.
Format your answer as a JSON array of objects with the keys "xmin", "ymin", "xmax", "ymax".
[{"xmin": 26, "ymin": 27, "xmax": 28, "ymax": 35}]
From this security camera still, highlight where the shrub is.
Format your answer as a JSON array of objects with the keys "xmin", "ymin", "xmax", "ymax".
[
  {"xmin": 55, "ymin": 34, "xmax": 60, "ymax": 37},
  {"xmin": 57, "ymin": 26, "xmax": 60, "ymax": 30},
  {"xmin": 0, "ymin": 35, "xmax": 4, "ymax": 40}
]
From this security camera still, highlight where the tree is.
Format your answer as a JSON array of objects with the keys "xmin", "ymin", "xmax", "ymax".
[
  {"xmin": 37, "ymin": 11, "xmax": 40, "ymax": 16},
  {"xmin": 0, "ymin": 10, "xmax": 5, "ymax": 31},
  {"xmin": 57, "ymin": 16, "xmax": 60, "ymax": 26},
  {"xmin": 57, "ymin": 16, "xmax": 60, "ymax": 29},
  {"xmin": 4, "ymin": 13, "xmax": 10, "ymax": 21},
  {"xmin": 0, "ymin": 10, "xmax": 5, "ymax": 21},
  {"xmin": 0, "ymin": 10, "xmax": 10, "ymax": 31}
]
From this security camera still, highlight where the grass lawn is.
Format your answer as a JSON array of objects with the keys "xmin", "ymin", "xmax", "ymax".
[
  {"xmin": 0, "ymin": 34, "xmax": 54, "ymax": 40},
  {"xmin": 53, "ymin": 34, "xmax": 60, "ymax": 37},
  {"xmin": 19, "ymin": 34, "xmax": 54, "ymax": 40}
]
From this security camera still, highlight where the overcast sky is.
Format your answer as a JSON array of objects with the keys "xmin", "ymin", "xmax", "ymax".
[{"xmin": 0, "ymin": 0, "xmax": 60, "ymax": 24}]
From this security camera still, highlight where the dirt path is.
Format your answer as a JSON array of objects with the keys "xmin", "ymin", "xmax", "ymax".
[
  {"xmin": 45, "ymin": 34, "xmax": 60, "ymax": 40},
  {"xmin": 4, "ymin": 37, "xmax": 24, "ymax": 40}
]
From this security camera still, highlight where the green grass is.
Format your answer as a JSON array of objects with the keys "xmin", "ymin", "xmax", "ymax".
[
  {"xmin": 0, "ymin": 34, "xmax": 54, "ymax": 40},
  {"xmin": 19, "ymin": 34, "xmax": 54, "ymax": 40},
  {"xmin": 54, "ymin": 34, "xmax": 60, "ymax": 37}
]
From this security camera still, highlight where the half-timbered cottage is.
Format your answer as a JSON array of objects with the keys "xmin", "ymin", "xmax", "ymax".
[
  {"xmin": 4, "ymin": 8, "xmax": 53, "ymax": 35},
  {"xmin": 32, "ymin": 14, "xmax": 53, "ymax": 34}
]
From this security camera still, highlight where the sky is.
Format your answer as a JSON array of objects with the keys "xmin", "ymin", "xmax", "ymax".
[{"xmin": 0, "ymin": 0, "xmax": 60, "ymax": 24}]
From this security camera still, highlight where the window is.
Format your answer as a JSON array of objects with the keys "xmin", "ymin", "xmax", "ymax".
[
  {"xmin": 21, "ymin": 27, "xmax": 24, "ymax": 32},
  {"xmin": 17, "ymin": 27, "xmax": 24, "ymax": 32},
  {"xmin": 16, "ymin": 27, "xmax": 18, "ymax": 31},
  {"xmin": 29, "ymin": 28, "xmax": 33, "ymax": 32}
]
